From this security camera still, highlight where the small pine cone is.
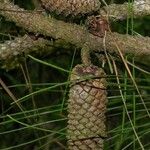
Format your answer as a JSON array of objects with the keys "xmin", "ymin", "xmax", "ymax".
[
  {"xmin": 67, "ymin": 64, "xmax": 107, "ymax": 150},
  {"xmin": 40, "ymin": 0, "xmax": 101, "ymax": 17}
]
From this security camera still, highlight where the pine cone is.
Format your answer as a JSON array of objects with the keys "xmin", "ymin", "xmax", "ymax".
[
  {"xmin": 40, "ymin": 0, "xmax": 101, "ymax": 16},
  {"xmin": 67, "ymin": 64, "xmax": 107, "ymax": 150}
]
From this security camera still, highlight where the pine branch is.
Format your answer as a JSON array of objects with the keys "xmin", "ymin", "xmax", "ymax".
[
  {"xmin": 0, "ymin": 0, "xmax": 150, "ymax": 67},
  {"xmin": 100, "ymin": 1, "xmax": 150, "ymax": 20},
  {"xmin": 0, "ymin": 35, "xmax": 51, "ymax": 69}
]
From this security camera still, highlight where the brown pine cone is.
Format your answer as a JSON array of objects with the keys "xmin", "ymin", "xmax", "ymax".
[
  {"xmin": 86, "ymin": 15, "xmax": 109, "ymax": 37},
  {"xmin": 40, "ymin": 0, "xmax": 101, "ymax": 17},
  {"xmin": 67, "ymin": 64, "xmax": 107, "ymax": 150}
]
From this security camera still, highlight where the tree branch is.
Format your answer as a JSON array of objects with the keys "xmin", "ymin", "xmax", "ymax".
[
  {"xmin": 0, "ymin": 0, "xmax": 150, "ymax": 65},
  {"xmin": 0, "ymin": 35, "xmax": 52, "ymax": 69},
  {"xmin": 100, "ymin": 1, "xmax": 150, "ymax": 20}
]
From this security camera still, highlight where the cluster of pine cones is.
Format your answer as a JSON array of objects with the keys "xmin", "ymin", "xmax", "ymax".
[{"xmin": 40, "ymin": 0, "xmax": 101, "ymax": 17}]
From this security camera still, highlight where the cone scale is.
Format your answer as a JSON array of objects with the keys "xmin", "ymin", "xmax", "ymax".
[
  {"xmin": 67, "ymin": 64, "xmax": 107, "ymax": 150},
  {"xmin": 40, "ymin": 0, "xmax": 101, "ymax": 17}
]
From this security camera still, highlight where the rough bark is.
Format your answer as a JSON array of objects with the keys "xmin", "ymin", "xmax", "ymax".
[
  {"xmin": 0, "ymin": 0, "xmax": 149, "ymax": 63},
  {"xmin": 100, "ymin": 1, "xmax": 150, "ymax": 20},
  {"xmin": 0, "ymin": 35, "xmax": 52, "ymax": 69}
]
